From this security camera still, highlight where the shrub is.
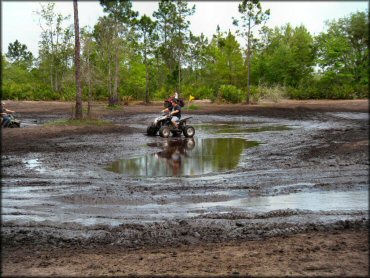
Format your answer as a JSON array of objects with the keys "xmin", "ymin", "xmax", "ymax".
[
  {"xmin": 187, "ymin": 104, "xmax": 200, "ymax": 110},
  {"xmin": 121, "ymin": 95, "xmax": 133, "ymax": 105},
  {"xmin": 181, "ymin": 85, "xmax": 216, "ymax": 102},
  {"xmin": 218, "ymin": 85, "xmax": 244, "ymax": 103},
  {"xmin": 153, "ymin": 87, "xmax": 172, "ymax": 100},
  {"xmin": 255, "ymin": 84, "xmax": 287, "ymax": 103}
]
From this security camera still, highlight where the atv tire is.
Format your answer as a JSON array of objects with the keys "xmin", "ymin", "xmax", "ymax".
[
  {"xmin": 9, "ymin": 122, "xmax": 20, "ymax": 128},
  {"xmin": 183, "ymin": 126, "xmax": 195, "ymax": 138},
  {"xmin": 159, "ymin": 126, "xmax": 170, "ymax": 138},
  {"xmin": 147, "ymin": 124, "xmax": 158, "ymax": 136}
]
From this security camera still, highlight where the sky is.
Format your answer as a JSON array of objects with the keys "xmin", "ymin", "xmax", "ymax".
[{"xmin": 1, "ymin": 1, "xmax": 368, "ymax": 57}]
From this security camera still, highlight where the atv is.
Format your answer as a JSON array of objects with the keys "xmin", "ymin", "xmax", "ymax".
[
  {"xmin": 1, "ymin": 114, "xmax": 21, "ymax": 128},
  {"xmin": 147, "ymin": 113, "xmax": 195, "ymax": 138}
]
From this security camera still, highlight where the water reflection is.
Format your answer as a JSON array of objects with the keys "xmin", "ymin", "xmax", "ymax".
[{"xmin": 106, "ymin": 138, "xmax": 259, "ymax": 177}]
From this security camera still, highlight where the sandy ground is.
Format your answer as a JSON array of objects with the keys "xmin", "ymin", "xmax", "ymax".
[{"xmin": 1, "ymin": 99, "xmax": 369, "ymax": 277}]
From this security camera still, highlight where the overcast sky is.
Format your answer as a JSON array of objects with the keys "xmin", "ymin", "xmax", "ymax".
[{"xmin": 2, "ymin": 1, "xmax": 368, "ymax": 57}]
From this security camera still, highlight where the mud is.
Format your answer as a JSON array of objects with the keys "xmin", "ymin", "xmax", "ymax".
[{"xmin": 1, "ymin": 100, "xmax": 369, "ymax": 276}]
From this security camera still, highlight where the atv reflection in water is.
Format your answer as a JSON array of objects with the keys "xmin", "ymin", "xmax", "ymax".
[
  {"xmin": 151, "ymin": 138, "xmax": 195, "ymax": 176},
  {"xmin": 106, "ymin": 137, "xmax": 259, "ymax": 177}
]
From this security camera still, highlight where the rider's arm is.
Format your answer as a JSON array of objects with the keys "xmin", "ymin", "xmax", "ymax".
[
  {"xmin": 162, "ymin": 108, "xmax": 169, "ymax": 113},
  {"xmin": 170, "ymin": 107, "xmax": 179, "ymax": 115},
  {"xmin": 4, "ymin": 108, "xmax": 14, "ymax": 113}
]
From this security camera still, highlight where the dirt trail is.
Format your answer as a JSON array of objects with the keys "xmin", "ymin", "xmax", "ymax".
[{"xmin": 1, "ymin": 99, "xmax": 369, "ymax": 277}]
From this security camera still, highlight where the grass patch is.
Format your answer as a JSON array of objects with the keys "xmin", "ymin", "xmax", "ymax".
[
  {"xmin": 46, "ymin": 119, "xmax": 112, "ymax": 126},
  {"xmin": 106, "ymin": 104, "xmax": 123, "ymax": 110},
  {"xmin": 187, "ymin": 104, "xmax": 200, "ymax": 110}
]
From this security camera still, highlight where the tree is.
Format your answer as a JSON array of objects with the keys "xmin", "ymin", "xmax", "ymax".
[
  {"xmin": 186, "ymin": 32, "xmax": 209, "ymax": 83},
  {"xmin": 315, "ymin": 11, "xmax": 368, "ymax": 88},
  {"xmin": 137, "ymin": 15, "xmax": 158, "ymax": 103},
  {"xmin": 153, "ymin": 0, "xmax": 195, "ymax": 93},
  {"xmin": 36, "ymin": 3, "xmax": 74, "ymax": 95},
  {"xmin": 173, "ymin": 0, "xmax": 195, "ymax": 93},
  {"xmin": 81, "ymin": 28, "xmax": 99, "ymax": 117},
  {"xmin": 233, "ymin": 0, "xmax": 270, "ymax": 104},
  {"xmin": 204, "ymin": 28, "xmax": 244, "ymax": 91},
  {"xmin": 254, "ymin": 24, "xmax": 315, "ymax": 87},
  {"xmin": 153, "ymin": 0, "xmax": 177, "ymax": 84},
  {"xmin": 6, "ymin": 40, "xmax": 34, "ymax": 66},
  {"xmin": 73, "ymin": 0, "xmax": 83, "ymax": 119},
  {"xmin": 100, "ymin": 0, "xmax": 138, "ymax": 106},
  {"xmin": 93, "ymin": 16, "xmax": 115, "ymax": 102}
]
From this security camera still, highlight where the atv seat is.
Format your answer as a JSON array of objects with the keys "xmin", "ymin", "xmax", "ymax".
[{"xmin": 179, "ymin": 117, "xmax": 192, "ymax": 124}]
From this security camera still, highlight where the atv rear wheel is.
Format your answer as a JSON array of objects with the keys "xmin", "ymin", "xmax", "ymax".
[
  {"xmin": 183, "ymin": 125, "xmax": 195, "ymax": 138},
  {"xmin": 159, "ymin": 126, "xmax": 170, "ymax": 138}
]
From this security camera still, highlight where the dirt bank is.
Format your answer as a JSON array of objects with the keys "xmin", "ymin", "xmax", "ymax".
[{"xmin": 1, "ymin": 99, "xmax": 369, "ymax": 277}]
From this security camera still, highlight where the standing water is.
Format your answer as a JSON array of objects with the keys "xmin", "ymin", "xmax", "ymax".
[{"xmin": 106, "ymin": 138, "xmax": 259, "ymax": 176}]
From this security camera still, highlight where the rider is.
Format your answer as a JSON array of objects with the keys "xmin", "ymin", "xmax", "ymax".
[
  {"xmin": 162, "ymin": 98, "xmax": 181, "ymax": 129},
  {"xmin": 1, "ymin": 102, "xmax": 15, "ymax": 127}
]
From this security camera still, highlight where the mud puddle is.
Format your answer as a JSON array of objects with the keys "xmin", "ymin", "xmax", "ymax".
[
  {"xmin": 2, "ymin": 186, "xmax": 367, "ymax": 226},
  {"xmin": 105, "ymin": 122, "xmax": 295, "ymax": 177},
  {"xmin": 2, "ymin": 110, "xmax": 368, "ymax": 247},
  {"xmin": 194, "ymin": 189, "xmax": 368, "ymax": 212},
  {"xmin": 106, "ymin": 137, "xmax": 260, "ymax": 176}
]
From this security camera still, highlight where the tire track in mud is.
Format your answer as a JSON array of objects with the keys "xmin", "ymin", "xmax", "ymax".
[{"xmin": 1, "ymin": 110, "xmax": 368, "ymax": 247}]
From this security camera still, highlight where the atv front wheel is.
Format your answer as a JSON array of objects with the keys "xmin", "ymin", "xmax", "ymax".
[
  {"xmin": 147, "ymin": 124, "xmax": 158, "ymax": 136},
  {"xmin": 159, "ymin": 126, "xmax": 170, "ymax": 138},
  {"xmin": 9, "ymin": 122, "xmax": 20, "ymax": 128},
  {"xmin": 183, "ymin": 126, "xmax": 195, "ymax": 138}
]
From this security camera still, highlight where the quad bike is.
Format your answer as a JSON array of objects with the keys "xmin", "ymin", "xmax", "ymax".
[
  {"xmin": 147, "ymin": 113, "xmax": 195, "ymax": 138},
  {"xmin": 1, "ymin": 114, "xmax": 20, "ymax": 128}
]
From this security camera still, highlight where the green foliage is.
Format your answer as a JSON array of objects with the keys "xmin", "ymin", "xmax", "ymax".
[
  {"xmin": 106, "ymin": 104, "xmax": 123, "ymax": 110},
  {"xmin": 315, "ymin": 10, "xmax": 368, "ymax": 91},
  {"xmin": 254, "ymin": 24, "xmax": 315, "ymax": 87},
  {"xmin": 2, "ymin": 5, "xmax": 368, "ymax": 103},
  {"xmin": 218, "ymin": 85, "xmax": 244, "ymax": 103},
  {"xmin": 194, "ymin": 86, "xmax": 215, "ymax": 101},
  {"xmin": 153, "ymin": 87, "xmax": 172, "ymax": 100},
  {"xmin": 203, "ymin": 31, "xmax": 245, "ymax": 90},
  {"xmin": 187, "ymin": 104, "xmax": 200, "ymax": 110},
  {"xmin": 6, "ymin": 40, "xmax": 33, "ymax": 65}
]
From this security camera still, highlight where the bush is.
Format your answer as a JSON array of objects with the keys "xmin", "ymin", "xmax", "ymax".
[
  {"xmin": 218, "ymin": 85, "xmax": 244, "ymax": 103},
  {"xmin": 153, "ymin": 87, "xmax": 172, "ymax": 100},
  {"xmin": 187, "ymin": 104, "xmax": 200, "ymax": 110},
  {"xmin": 181, "ymin": 85, "xmax": 216, "ymax": 102},
  {"xmin": 254, "ymin": 84, "xmax": 287, "ymax": 103},
  {"xmin": 121, "ymin": 95, "xmax": 134, "ymax": 105}
]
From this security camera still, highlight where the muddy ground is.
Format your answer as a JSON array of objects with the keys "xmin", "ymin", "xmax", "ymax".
[{"xmin": 1, "ymin": 99, "xmax": 369, "ymax": 277}]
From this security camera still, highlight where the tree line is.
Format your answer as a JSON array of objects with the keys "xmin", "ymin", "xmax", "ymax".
[{"xmin": 2, "ymin": 0, "xmax": 368, "ymax": 105}]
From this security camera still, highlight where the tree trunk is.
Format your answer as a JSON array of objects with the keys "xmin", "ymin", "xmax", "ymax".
[
  {"xmin": 110, "ymin": 23, "xmax": 119, "ymax": 106},
  {"xmin": 246, "ymin": 18, "xmax": 251, "ymax": 105},
  {"xmin": 111, "ymin": 47, "xmax": 119, "ymax": 106},
  {"xmin": 145, "ymin": 62, "xmax": 149, "ymax": 103},
  {"xmin": 144, "ymin": 36, "xmax": 149, "ymax": 104},
  {"xmin": 178, "ymin": 56, "xmax": 181, "ymax": 93},
  {"xmin": 107, "ymin": 41, "xmax": 112, "ymax": 104},
  {"xmin": 87, "ymin": 47, "xmax": 92, "ymax": 118},
  {"xmin": 73, "ymin": 0, "xmax": 83, "ymax": 119}
]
